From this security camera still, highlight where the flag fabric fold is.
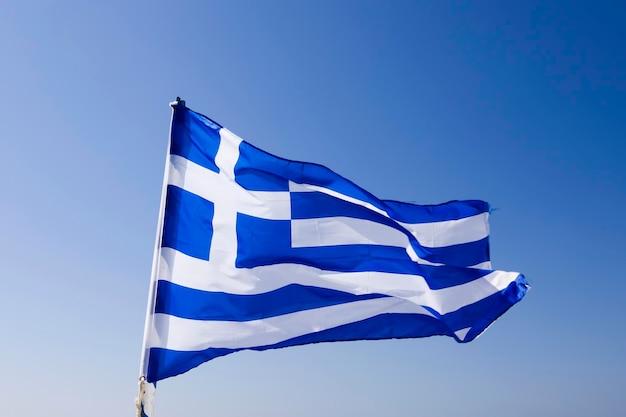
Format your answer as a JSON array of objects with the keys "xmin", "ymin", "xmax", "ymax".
[{"xmin": 139, "ymin": 101, "xmax": 528, "ymax": 388}]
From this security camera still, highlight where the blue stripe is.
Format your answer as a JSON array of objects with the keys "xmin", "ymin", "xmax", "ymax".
[
  {"xmin": 146, "ymin": 274, "xmax": 528, "ymax": 383},
  {"xmin": 291, "ymin": 191, "xmax": 394, "ymax": 221},
  {"xmin": 161, "ymin": 185, "xmax": 214, "ymax": 260},
  {"xmin": 418, "ymin": 264, "xmax": 492, "ymax": 290},
  {"xmin": 421, "ymin": 237, "xmax": 490, "ymax": 268},
  {"xmin": 382, "ymin": 199, "xmax": 489, "ymax": 223},
  {"xmin": 236, "ymin": 213, "xmax": 489, "ymax": 270},
  {"xmin": 235, "ymin": 141, "xmax": 290, "ymax": 191},
  {"xmin": 171, "ymin": 108, "xmax": 221, "ymax": 173},
  {"xmin": 155, "ymin": 280, "xmax": 388, "ymax": 321},
  {"xmin": 148, "ymin": 346, "xmax": 234, "ymax": 382},
  {"xmin": 293, "ymin": 191, "xmax": 488, "ymax": 224}
]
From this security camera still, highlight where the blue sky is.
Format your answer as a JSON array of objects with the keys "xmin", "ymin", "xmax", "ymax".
[{"xmin": 1, "ymin": 1, "xmax": 625, "ymax": 416}]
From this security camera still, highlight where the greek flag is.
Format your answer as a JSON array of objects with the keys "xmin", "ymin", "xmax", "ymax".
[{"xmin": 138, "ymin": 100, "xmax": 528, "ymax": 415}]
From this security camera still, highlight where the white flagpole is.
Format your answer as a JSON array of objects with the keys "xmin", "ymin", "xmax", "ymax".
[{"xmin": 136, "ymin": 98, "xmax": 185, "ymax": 417}]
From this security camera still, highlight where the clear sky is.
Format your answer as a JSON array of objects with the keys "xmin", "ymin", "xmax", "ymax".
[{"xmin": 1, "ymin": 1, "xmax": 625, "ymax": 416}]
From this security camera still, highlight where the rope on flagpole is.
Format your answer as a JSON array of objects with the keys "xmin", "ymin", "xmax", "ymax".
[
  {"xmin": 135, "ymin": 377, "xmax": 146, "ymax": 417},
  {"xmin": 136, "ymin": 376, "xmax": 156, "ymax": 417}
]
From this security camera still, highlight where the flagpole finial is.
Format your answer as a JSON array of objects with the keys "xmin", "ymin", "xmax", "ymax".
[{"xmin": 170, "ymin": 97, "xmax": 186, "ymax": 108}]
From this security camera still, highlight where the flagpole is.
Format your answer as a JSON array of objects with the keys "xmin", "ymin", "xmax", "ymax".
[{"xmin": 136, "ymin": 97, "xmax": 185, "ymax": 417}]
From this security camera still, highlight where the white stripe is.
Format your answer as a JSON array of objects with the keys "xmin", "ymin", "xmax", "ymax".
[
  {"xmin": 291, "ymin": 215, "xmax": 490, "ymax": 252},
  {"xmin": 149, "ymin": 297, "xmax": 434, "ymax": 351},
  {"xmin": 158, "ymin": 247, "xmax": 519, "ymax": 315},
  {"xmin": 291, "ymin": 216, "xmax": 409, "ymax": 248},
  {"xmin": 400, "ymin": 212, "xmax": 489, "ymax": 248}
]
